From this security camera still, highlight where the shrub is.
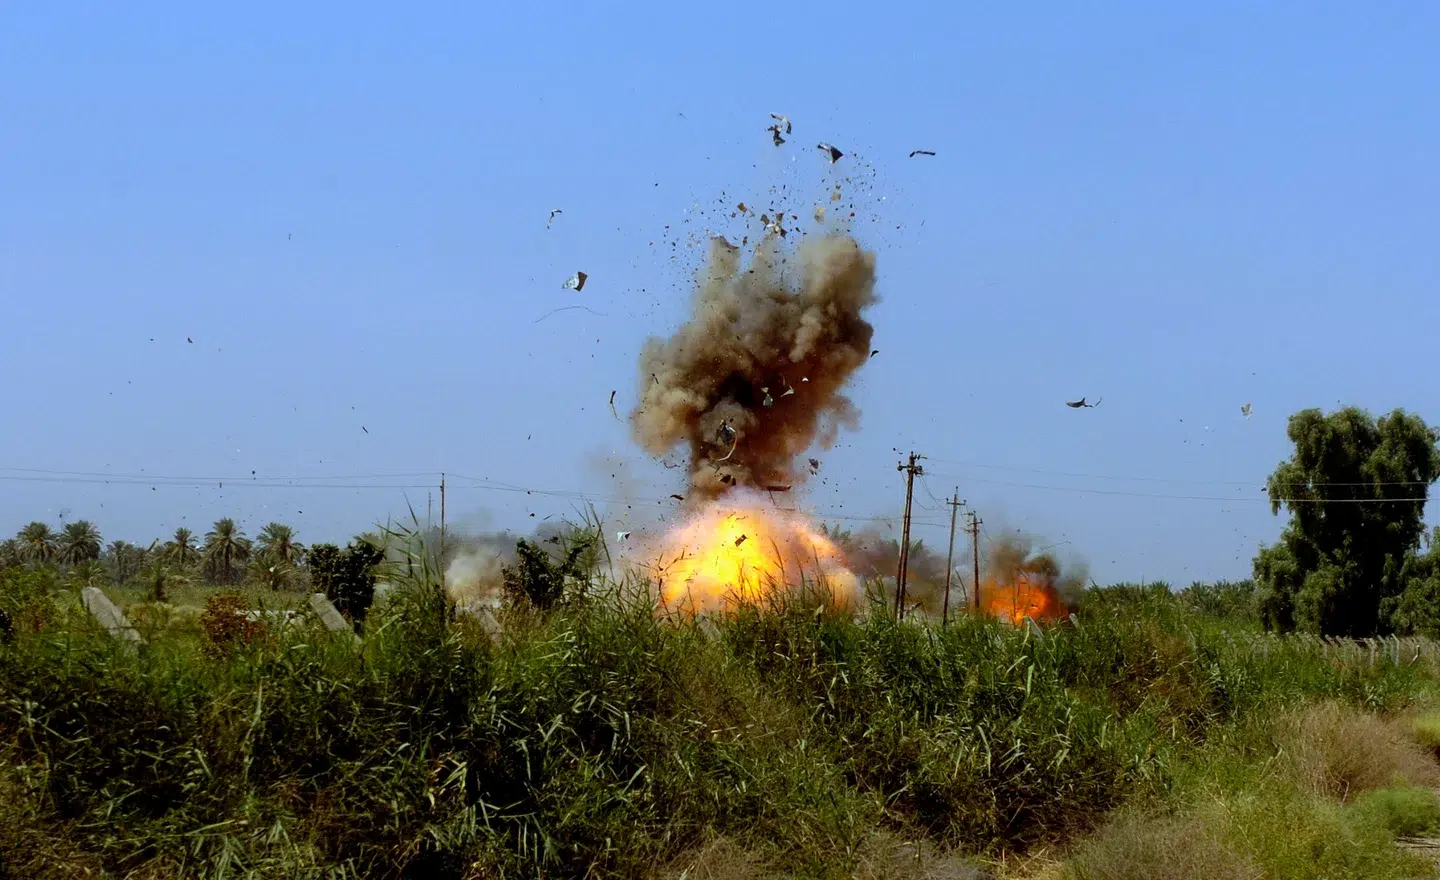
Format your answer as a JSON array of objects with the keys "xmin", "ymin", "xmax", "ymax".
[
  {"xmin": 1348, "ymin": 786, "xmax": 1440, "ymax": 838},
  {"xmin": 1409, "ymin": 711, "xmax": 1440, "ymax": 759},
  {"xmin": 198, "ymin": 592, "xmax": 268, "ymax": 656},
  {"xmin": 1065, "ymin": 810, "xmax": 1261, "ymax": 880},
  {"xmin": 1274, "ymin": 702, "xmax": 1440, "ymax": 801}
]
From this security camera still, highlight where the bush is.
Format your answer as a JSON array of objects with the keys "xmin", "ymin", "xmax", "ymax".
[
  {"xmin": 1065, "ymin": 810, "xmax": 1261, "ymax": 880},
  {"xmin": 1274, "ymin": 702, "xmax": 1440, "ymax": 801},
  {"xmin": 1348, "ymin": 786, "xmax": 1440, "ymax": 838},
  {"xmin": 1409, "ymin": 711, "xmax": 1440, "ymax": 759},
  {"xmin": 198, "ymin": 592, "xmax": 268, "ymax": 657}
]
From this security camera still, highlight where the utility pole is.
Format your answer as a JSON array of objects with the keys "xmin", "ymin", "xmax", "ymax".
[
  {"xmin": 894, "ymin": 452, "xmax": 925, "ymax": 619},
  {"xmin": 439, "ymin": 473, "xmax": 447, "ymax": 591},
  {"xmin": 943, "ymin": 489, "xmax": 965, "ymax": 627},
  {"xmin": 967, "ymin": 510, "xmax": 983, "ymax": 613}
]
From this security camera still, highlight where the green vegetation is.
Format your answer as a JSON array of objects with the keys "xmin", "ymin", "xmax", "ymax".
[
  {"xmin": 1255, "ymin": 406, "xmax": 1440, "ymax": 637},
  {"xmin": 4, "ymin": 549, "xmax": 1440, "ymax": 878}
]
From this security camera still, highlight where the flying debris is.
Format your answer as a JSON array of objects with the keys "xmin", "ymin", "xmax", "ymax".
[
  {"xmin": 869, "ymin": 350, "xmax": 879, "ymax": 358},
  {"xmin": 767, "ymin": 113, "xmax": 791, "ymax": 146},
  {"xmin": 562, "ymin": 271, "xmax": 588, "ymax": 292},
  {"xmin": 817, "ymin": 143, "xmax": 844, "ymax": 163},
  {"xmin": 670, "ymin": 494, "xmax": 685, "ymax": 501},
  {"xmin": 734, "ymin": 534, "xmax": 748, "ymax": 547},
  {"xmin": 808, "ymin": 458, "xmax": 821, "ymax": 474},
  {"xmin": 616, "ymin": 531, "xmax": 632, "ymax": 542},
  {"xmin": 1065, "ymin": 397, "xmax": 1102, "ymax": 409},
  {"xmin": 609, "ymin": 390, "xmax": 618, "ymax": 419},
  {"xmin": 716, "ymin": 420, "xmax": 737, "ymax": 446},
  {"xmin": 1241, "ymin": 403, "xmax": 1253, "ymax": 419},
  {"xmin": 909, "ymin": 150, "xmax": 936, "ymax": 158},
  {"xmin": 187, "ymin": 337, "xmax": 193, "ymax": 344},
  {"xmin": 761, "ymin": 388, "xmax": 775, "ymax": 407},
  {"xmin": 547, "ymin": 209, "xmax": 562, "ymax": 228}
]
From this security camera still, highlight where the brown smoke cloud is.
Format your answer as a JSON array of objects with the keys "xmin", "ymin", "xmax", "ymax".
[{"xmin": 631, "ymin": 233, "xmax": 878, "ymax": 499}]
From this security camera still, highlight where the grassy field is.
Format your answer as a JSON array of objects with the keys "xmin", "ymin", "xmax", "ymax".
[{"xmin": 4, "ymin": 573, "xmax": 1440, "ymax": 879}]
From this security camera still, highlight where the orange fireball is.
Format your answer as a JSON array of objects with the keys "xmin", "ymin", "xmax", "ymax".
[
  {"xmin": 982, "ymin": 576, "xmax": 1061, "ymax": 625},
  {"xmin": 642, "ymin": 495, "xmax": 858, "ymax": 615}
]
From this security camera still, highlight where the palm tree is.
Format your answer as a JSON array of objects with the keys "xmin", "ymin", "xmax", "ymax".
[
  {"xmin": 104, "ymin": 540, "xmax": 149, "ymax": 584},
  {"xmin": 58, "ymin": 520, "xmax": 102, "ymax": 566},
  {"xmin": 67, "ymin": 559, "xmax": 107, "ymax": 588},
  {"xmin": 164, "ymin": 527, "xmax": 200, "ymax": 570},
  {"xmin": 256, "ymin": 523, "xmax": 304, "ymax": 566},
  {"xmin": 0, "ymin": 538, "xmax": 21, "ymax": 569},
  {"xmin": 17, "ymin": 522, "xmax": 56, "ymax": 565},
  {"xmin": 202, "ymin": 518, "xmax": 251, "ymax": 585},
  {"xmin": 247, "ymin": 554, "xmax": 299, "ymax": 591}
]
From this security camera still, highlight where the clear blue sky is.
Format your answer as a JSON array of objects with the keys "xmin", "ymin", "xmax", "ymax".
[{"xmin": 2, "ymin": 2, "xmax": 1437, "ymax": 584}]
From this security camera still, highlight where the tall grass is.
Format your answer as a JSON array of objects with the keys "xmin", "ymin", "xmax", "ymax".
[{"xmin": 1, "ymin": 559, "xmax": 1438, "ymax": 878}]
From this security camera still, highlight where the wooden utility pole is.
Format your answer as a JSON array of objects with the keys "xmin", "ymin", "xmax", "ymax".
[
  {"xmin": 967, "ymin": 510, "xmax": 983, "ymax": 612},
  {"xmin": 894, "ymin": 452, "xmax": 925, "ymax": 619},
  {"xmin": 943, "ymin": 490, "xmax": 965, "ymax": 627},
  {"xmin": 439, "ymin": 473, "xmax": 447, "ymax": 591}
]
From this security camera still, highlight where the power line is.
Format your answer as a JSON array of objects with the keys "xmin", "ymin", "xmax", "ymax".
[
  {"xmin": 922, "ymin": 472, "xmax": 1434, "ymax": 504},
  {"xmin": 923, "ymin": 457, "xmax": 1437, "ymax": 488}
]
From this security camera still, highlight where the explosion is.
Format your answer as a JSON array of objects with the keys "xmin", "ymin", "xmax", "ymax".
[
  {"xmin": 628, "ymin": 231, "xmax": 878, "ymax": 612},
  {"xmin": 632, "ymin": 233, "xmax": 877, "ymax": 500},
  {"xmin": 643, "ymin": 492, "xmax": 859, "ymax": 614},
  {"xmin": 977, "ymin": 534, "xmax": 1082, "ymax": 625}
]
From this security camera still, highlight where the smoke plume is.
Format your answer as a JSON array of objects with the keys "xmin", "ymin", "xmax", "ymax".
[
  {"xmin": 632, "ymin": 234, "xmax": 878, "ymax": 499},
  {"xmin": 442, "ymin": 521, "xmax": 590, "ymax": 608}
]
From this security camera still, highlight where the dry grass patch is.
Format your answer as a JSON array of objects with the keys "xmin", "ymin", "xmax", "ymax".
[
  {"xmin": 1060, "ymin": 810, "xmax": 1261, "ymax": 880},
  {"xmin": 1275, "ymin": 701, "xmax": 1440, "ymax": 802}
]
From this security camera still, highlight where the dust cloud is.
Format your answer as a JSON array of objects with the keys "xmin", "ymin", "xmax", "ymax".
[{"xmin": 631, "ymin": 234, "xmax": 878, "ymax": 500}]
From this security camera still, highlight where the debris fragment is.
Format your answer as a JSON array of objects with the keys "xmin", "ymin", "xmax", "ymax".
[
  {"xmin": 616, "ymin": 531, "xmax": 632, "ymax": 542},
  {"xmin": 1065, "ymin": 397, "xmax": 1102, "ymax": 408},
  {"xmin": 547, "ymin": 209, "xmax": 562, "ymax": 228},
  {"xmin": 869, "ymin": 350, "xmax": 878, "ymax": 358},
  {"xmin": 716, "ymin": 420, "xmax": 737, "ymax": 446},
  {"xmin": 361, "ymin": 426, "xmax": 368, "ymax": 433},
  {"xmin": 908, "ymin": 150, "xmax": 936, "ymax": 158},
  {"xmin": 808, "ymin": 458, "xmax": 821, "ymax": 474},
  {"xmin": 670, "ymin": 494, "xmax": 684, "ymax": 501},
  {"xmin": 769, "ymin": 125, "xmax": 786, "ymax": 146},
  {"xmin": 817, "ymin": 143, "xmax": 843, "ymax": 163},
  {"xmin": 562, "ymin": 271, "xmax": 588, "ymax": 292},
  {"xmin": 762, "ymin": 485, "xmax": 791, "ymax": 493},
  {"xmin": 187, "ymin": 337, "xmax": 193, "ymax": 344},
  {"xmin": 769, "ymin": 113, "xmax": 792, "ymax": 135},
  {"xmin": 761, "ymin": 388, "xmax": 774, "ymax": 407},
  {"xmin": 813, "ymin": 205, "xmax": 826, "ymax": 223},
  {"xmin": 1241, "ymin": 403, "xmax": 1253, "ymax": 419},
  {"xmin": 734, "ymin": 534, "xmax": 748, "ymax": 547},
  {"xmin": 720, "ymin": 474, "xmax": 734, "ymax": 485}
]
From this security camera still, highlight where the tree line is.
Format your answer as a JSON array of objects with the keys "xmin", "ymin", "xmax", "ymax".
[{"xmin": 0, "ymin": 518, "xmax": 319, "ymax": 591}]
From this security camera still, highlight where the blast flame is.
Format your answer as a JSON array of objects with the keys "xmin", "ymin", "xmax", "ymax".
[
  {"xmin": 982, "ymin": 577, "xmax": 1062, "ymax": 625},
  {"xmin": 643, "ymin": 495, "xmax": 858, "ymax": 615}
]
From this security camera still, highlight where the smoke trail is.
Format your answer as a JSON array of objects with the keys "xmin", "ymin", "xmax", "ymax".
[{"xmin": 632, "ymin": 234, "xmax": 878, "ymax": 499}]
